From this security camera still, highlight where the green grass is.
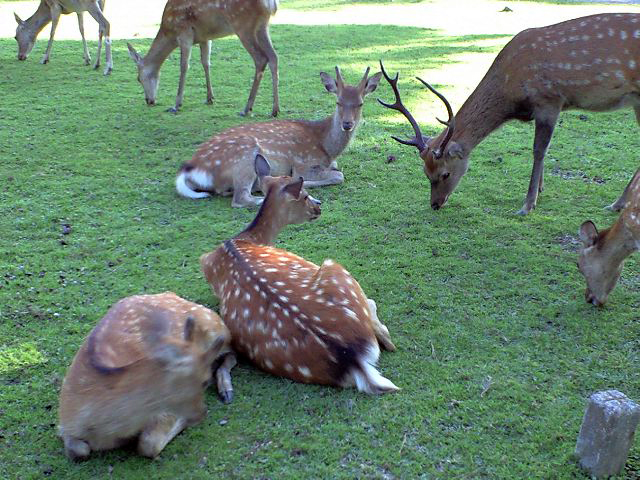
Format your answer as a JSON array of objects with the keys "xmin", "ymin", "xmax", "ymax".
[{"xmin": 1, "ymin": 15, "xmax": 640, "ymax": 480}]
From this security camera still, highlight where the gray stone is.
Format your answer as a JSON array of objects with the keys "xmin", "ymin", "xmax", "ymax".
[{"xmin": 575, "ymin": 390, "xmax": 640, "ymax": 478}]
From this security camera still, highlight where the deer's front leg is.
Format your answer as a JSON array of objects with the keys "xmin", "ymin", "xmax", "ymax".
[
  {"xmin": 137, "ymin": 413, "xmax": 188, "ymax": 458},
  {"xmin": 41, "ymin": 4, "xmax": 62, "ymax": 64},
  {"xmin": 200, "ymin": 41, "xmax": 214, "ymax": 105},
  {"xmin": 169, "ymin": 35, "xmax": 194, "ymax": 113},
  {"xmin": 215, "ymin": 352, "xmax": 237, "ymax": 404},
  {"xmin": 294, "ymin": 163, "xmax": 344, "ymax": 188},
  {"xmin": 76, "ymin": 13, "xmax": 91, "ymax": 66},
  {"xmin": 606, "ymin": 170, "xmax": 639, "ymax": 212}
]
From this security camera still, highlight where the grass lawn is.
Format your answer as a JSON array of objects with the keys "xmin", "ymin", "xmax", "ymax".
[{"xmin": 1, "ymin": 1, "xmax": 640, "ymax": 478}]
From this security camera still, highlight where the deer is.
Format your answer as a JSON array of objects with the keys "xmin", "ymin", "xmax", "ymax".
[
  {"xmin": 378, "ymin": 13, "xmax": 640, "ymax": 215},
  {"xmin": 175, "ymin": 66, "xmax": 382, "ymax": 207},
  {"xmin": 199, "ymin": 154, "xmax": 398, "ymax": 394},
  {"xmin": 14, "ymin": 0, "xmax": 112, "ymax": 75},
  {"xmin": 578, "ymin": 169, "xmax": 640, "ymax": 306},
  {"xmin": 126, "ymin": 0, "xmax": 280, "ymax": 115},
  {"xmin": 58, "ymin": 292, "xmax": 236, "ymax": 460}
]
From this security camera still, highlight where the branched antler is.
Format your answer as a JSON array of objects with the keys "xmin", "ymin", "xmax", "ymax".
[{"xmin": 415, "ymin": 78, "xmax": 455, "ymax": 159}]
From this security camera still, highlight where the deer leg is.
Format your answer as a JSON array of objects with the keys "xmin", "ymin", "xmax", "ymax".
[
  {"xmin": 293, "ymin": 164, "xmax": 344, "ymax": 188},
  {"xmin": 517, "ymin": 114, "xmax": 557, "ymax": 215},
  {"xmin": 215, "ymin": 352, "xmax": 237, "ymax": 404},
  {"xmin": 94, "ymin": 24, "xmax": 103, "ymax": 70},
  {"xmin": 86, "ymin": 4, "xmax": 111, "ymax": 75},
  {"xmin": 63, "ymin": 436, "xmax": 91, "ymax": 461},
  {"xmin": 200, "ymin": 40, "xmax": 214, "ymax": 105},
  {"xmin": 169, "ymin": 36, "xmax": 193, "ymax": 113},
  {"xmin": 76, "ymin": 13, "xmax": 91, "ymax": 66},
  {"xmin": 231, "ymin": 183, "xmax": 264, "ymax": 208},
  {"xmin": 237, "ymin": 35, "xmax": 268, "ymax": 117},
  {"xmin": 606, "ymin": 107, "xmax": 640, "ymax": 211},
  {"xmin": 41, "ymin": 4, "xmax": 62, "ymax": 64},
  {"xmin": 255, "ymin": 25, "xmax": 279, "ymax": 117},
  {"xmin": 138, "ymin": 413, "xmax": 188, "ymax": 458},
  {"xmin": 366, "ymin": 299, "xmax": 396, "ymax": 352}
]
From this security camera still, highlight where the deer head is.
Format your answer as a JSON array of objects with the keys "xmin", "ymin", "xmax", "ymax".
[
  {"xmin": 127, "ymin": 43, "xmax": 159, "ymax": 106},
  {"xmin": 320, "ymin": 66, "xmax": 382, "ymax": 132},
  {"xmin": 378, "ymin": 61, "xmax": 466, "ymax": 210},
  {"xmin": 14, "ymin": 13, "xmax": 35, "ymax": 61}
]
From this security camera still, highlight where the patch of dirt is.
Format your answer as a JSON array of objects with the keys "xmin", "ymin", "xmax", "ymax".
[
  {"xmin": 550, "ymin": 167, "xmax": 607, "ymax": 185},
  {"xmin": 555, "ymin": 234, "xmax": 581, "ymax": 253}
]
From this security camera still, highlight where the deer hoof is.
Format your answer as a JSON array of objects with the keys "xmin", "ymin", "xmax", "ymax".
[
  {"xmin": 219, "ymin": 390, "xmax": 234, "ymax": 404},
  {"xmin": 516, "ymin": 206, "xmax": 532, "ymax": 215},
  {"xmin": 271, "ymin": 108, "xmax": 279, "ymax": 117},
  {"xmin": 166, "ymin": 107, "xmax": 179, "ymax": 114},
  {"xmin": 206, "ymin": 98, "xmax": 214, "ymax": 105},
  {"xmin": 40, "ymin": 57, "xmax": 49, "ymax": 65}
]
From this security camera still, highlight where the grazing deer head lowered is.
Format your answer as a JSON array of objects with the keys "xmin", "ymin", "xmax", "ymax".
[
  {"xmin": 58, "ymin": 292, "xmax": 234, "ymax": 460},
  {"xmin": 379, "ymin": 13, "xmax": 640, "ymax": 214},
  {"xmin": 200, "ymin": 154, "xmax": 398, "ymax": 394},
  {"xmin": 175, "ymin": 66, "xmax": 382, "ymax": 207}
]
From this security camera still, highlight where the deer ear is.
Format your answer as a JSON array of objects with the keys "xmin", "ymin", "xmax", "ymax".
[
  {"xmin": 127, "ymin": 42, "xmax": 143, "ymax": 65},
  {"xmin": 14, "ymin": 13, "xmax": 24, "ymax": 25},
  {"xmin": 446, "ymin": 142, "xmax": 464, "ymax": 159},
  {"xmin": 363, "ymin": 71, "xmax": 383, "ymax": 96},
  {"xmin": 183, "ymin": 316, "xmax": 195, "ymax": 342},
  {"xmin": 320, "ymin": 72, "xmax": 338, "ymax": 94},
  {"xmin": 579, "ymin": 221, "xmax": 599, "ymax": 247},
  {"xmin": 283, "ymin": 177, "xmax": 304, "ymax": 200},
  {"xmin": 254, "ymin": 153, "xmax": 271, "ymax": 179}
]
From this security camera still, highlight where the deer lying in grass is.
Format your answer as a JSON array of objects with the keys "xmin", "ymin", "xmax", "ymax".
[
  {"xmin": 127, "ymin": 0, "xmax": 279, "ymax": 114},
  {"xmin": 58, "ymin": 292, "xmax": 235, "ymax": 460},
  {"xmin": 200, "ymin": 155, "xmax": 398, "ymax": 394},
  {"xmin": 379, "ymin": 13, "xmax": 640, "ymax": 214},
  {"xmin": 176, "ymin": 66, "xmax": 382, "ymax": 207},
  {"xmin": 578, "ymin": 169, "xmax": 640, "ymax": 306},
  {"xmin": 14, "ymin": 0, "xmax": 112, "ymax": 75}
]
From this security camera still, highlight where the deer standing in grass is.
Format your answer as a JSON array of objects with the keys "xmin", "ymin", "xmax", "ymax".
[
  {"xmin": 200, "ymin": 155, "xmax": 398, "ymax": 394},
  {"xmin": 578, "ymin": 169, "xmax": 640, "ymax": 306},
  {"xmin": 14, "ymin": 0, "xmax": 112, "ymax": 75},
  {"xmin": 379, "ymin": 13, "xmax": 640, "ymax": 215},
  {"xmin": 176, "ymin": 66, "xmax": 382, "ymax": 207},
  {"xmin": 58, "ymin": 292, "xmax": 235, "ymax": 460},
  {"xmin": 127, "ymin": 0, "xmax": 279, "ymax": 114}
]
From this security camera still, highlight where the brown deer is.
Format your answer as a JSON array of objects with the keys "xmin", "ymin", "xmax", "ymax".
[
  {"xmin": 578, "ymin": 169, "xmax": 640, "ymax": 306},
  {"xmin": 126, "ymin": 0, "xmax": 279, "ymax": 114},
  {"xmin": 14, "ymin": 0, "xmax": 112, "ymax": 75},
  {"xmin": 58, "ymin": 292, "xmax": 235, "ymax": 460},
  {"xmin": 200, "ymin": 154, "xmax": 398, "ymax": 394},
  {"xmin": 379, "ymin": 13, "xmax": 640, "ymax": 215},
  {"xmin": 176, "ymin": 66, "xmax": 382, "ymax": 207}
]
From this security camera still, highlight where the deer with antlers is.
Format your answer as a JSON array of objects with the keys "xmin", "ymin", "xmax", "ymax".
[
  {"xmin": 58, "ymin": 292, "xmax": 235, "ymax": 460},
  {"xmin": 127, "ymin": 0, "xmax": 279, "ymax": 114},
  {"xmin": 200, "ymin": 155, "xmax": 398, "ymax": 394},
  {"xmin": 379, "ymin": 13, "xmax": 640, "ymax": 214},
  {"xmin": 578, "ymin": 169, "xmax": 640, "ymax": 306},
  {"xmin": 176, "ymin": 66, "xmax": 382, "ymax": 207},
  {"xmin": 14, "ymin": 0, "xmax": 112, "ymax": 75}
]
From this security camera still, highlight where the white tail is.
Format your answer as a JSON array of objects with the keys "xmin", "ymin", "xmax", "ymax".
[
  {"xmin": 177, "ymin": 67, "xmax": 382, "ymax": 207},
  {"xmin": 200, "ymin": 155, "xmax": 398, "ymax": 394},
  {"xmin": 127, "ymin": 0, "xmax": 279, "ymax": 114},
  {"xmin": 15, "ymin": 0, "xmax": 112, "ymax": 75},
  {"xmin": 380, "ymin": 13, "xmax": 640, "ymax": 214},
  {"xmin": 58, "ymin": 292, "xmax": 234, "ymax": 460},
  {"xmin": 175, "ymin": 168, "xmax": 213, "ymax": 199}
]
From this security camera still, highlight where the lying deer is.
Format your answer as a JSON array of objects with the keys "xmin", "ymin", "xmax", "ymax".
[
  {"xmin": 58, "ymin": 292, "xmax": 235, "ymax": 460},
  {"xmin": 176, "ymin": 66, "xmax": 382, "ymax": 207},
  {"xmin": 127, "ymin": 0, "xmax": 279, "ymax": 114},
  {"xmin": 14, "ymin": 0, "xmax": 112, "ymax": 75},
  {"xmin": 200, "ymin": 154, "xmax": 398, "ymax": 394},
  {"xmin": 379, "ymin": 12, "xmax": 640, "ymax": 214},
  {"xmin": 578, "ymin": 169, "xmax": 640, "ymax": 306}
]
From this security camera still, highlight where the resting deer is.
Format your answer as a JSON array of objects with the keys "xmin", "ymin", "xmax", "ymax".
[
  {"xmin": 578, "ymin": 169, "xmax": 640, "ymax": 306},
  {"xmin": 14, "ymin": 0, "xmax": 112, "ymax": 75},
  {"xmin": 58, "ymin": 292, "xmax": 235, "ymax": 460},
  {"xmin": 176, "ymin": 66, "xmax": 382, "ymax": 207},
  {"xmin": 200, "ymin": 155, "xmax": 398, "ymax": 394},
  {"xmin": 379, "ymin": 13, "xmax": 640, "ymax": 214},
  {"xmin": 127, "ymin": 0, "xmax": 279, "ymax": 114}
]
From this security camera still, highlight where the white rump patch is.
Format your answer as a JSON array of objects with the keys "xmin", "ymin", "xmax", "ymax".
[{"xmin": 343, "ymin": 343, "xmax": 399, "ymax": 395}]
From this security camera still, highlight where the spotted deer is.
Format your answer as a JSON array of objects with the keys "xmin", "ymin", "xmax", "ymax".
[
  {"xmin": 578, "ymin": 169, "xmax": 640, "ymax": 306},
  {"xmin": 127, "ymin": 0, "xmax": 279, "ymax": 114},
  {"xmin": 58, "ymin": 292, "xmax": 235, "ymax": 460},
  {"xmin": 200, "ymin": 154, "xmax": 398, "ymax": 394},
  {"xmin": 14, "ymin": 0, "xmax": 112, "ymax": 75},
  {"xmin": 379, "ymin": 13, "xmax": 640, "ymax": 215},
  {"xmin": 176, "ymin": 66, "xmax": 382, "ymax": 207}
]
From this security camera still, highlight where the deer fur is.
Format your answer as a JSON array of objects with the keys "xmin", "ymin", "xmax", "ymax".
[
  {"xmin": 200, "ymin": 155, "xmax": 398, "ymax": 394},
  {"xmin": 58, "ymin": 292, "xmax": 234, "ymax": 460},
  {"xmin": 175, "ymin": 66, "xmax": 382, "ymax": 207}
]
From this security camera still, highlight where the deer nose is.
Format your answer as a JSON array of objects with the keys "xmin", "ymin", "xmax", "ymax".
[
  {"xmin": 342, "ymin": 121, "xmax": 354, "ymax": 131},
  {"xmin": 145, "ymin": 98, "xmax": 155, "ymax": 106},
  {"xmin": 431, "ymin": 202, "xmax": 440, "ymax": 210},
  {"xmin": 585, "ymin": 289, "xmax": 602, "ymax": 306},
  {"xmin": 18, "ymin": 54, "xmax": 26, "ymax": 61}
]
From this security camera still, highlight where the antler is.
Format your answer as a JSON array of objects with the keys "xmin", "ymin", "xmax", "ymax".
[
  {"xmin": 377, "ymin": 60, "xmax": 427, "ymax": 152},
  {"xmin": 415, "ymin": 78, "xmax": 455, "ymax": 159}
]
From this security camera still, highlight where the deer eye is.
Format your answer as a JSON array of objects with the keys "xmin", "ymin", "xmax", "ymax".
[{"xmin": 442, "ymin": 172, "xmax": 450, "ymax": 181}]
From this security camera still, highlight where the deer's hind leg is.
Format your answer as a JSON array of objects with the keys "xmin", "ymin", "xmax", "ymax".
[
  {"xmin": 86, "ymin": 3, "xmax": 112, "ymax": 75},
  {"xmin": 137, "ymin": 413, "xmax": 189, "ymax": 458},
  {"xmin": 366, "ymin": 299, "xmax": 396, "ymax": 352},
  {"xmin": 200, "ymin": 40, "xmax": 214, "ymax": 105},
  {"xmin": 41, "ymin": 3, "xmax": 62, "ymax": 64},
  {"xmin": 215, "ymin": 352, "xmax": 237, "ymax": 404},
  {"xmin": 606, "ymin": 107, "xmax": 640, "ymax": 211},
  {"xmin": 294, "ymin": 163, "xmax": 344, "ymax": 188}
]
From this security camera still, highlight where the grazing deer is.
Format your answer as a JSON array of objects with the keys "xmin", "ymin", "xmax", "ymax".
[
  {"xmin": 200, "ymin": 155, "xmax": 398, "ymax": 394},
  {"xmin": 379, "ymin": 12, "xmax": 640, "ymax": 214},
  {"xmin": 58, "ymin": 292, "xmax": 235, "ymax": 460},
  {"xmin": 176, "ymin": 66, "xmax": 382, "ymax": 207},
  {"xmin": 14, "ymin": 0, "xmax": 112, "ymax": 75},
  {"xmin": 126, "ymin": 0, "xmax": 279, "ymax": 114},
  {"xmin": 578, "ymin": 169, "xmax": 640, "ymax": 306}
]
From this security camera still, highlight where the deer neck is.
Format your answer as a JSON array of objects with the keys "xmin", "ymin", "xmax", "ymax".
[
  {"xmin": 598, "ymin": 221, "xmax": 638, "ymax": 268},
  {"xmin": 320, "ymin": 111, "xmax": 356, "ymax": 160},
  {"xmin": 144, "ymin": 29, "xmax": 178, "ymax": 73},
  {"xmin": 234, "ymin": 196, "xmax": 287, "ymax": 246},
  {"xmin": 25, "ymin": 2, "xmax": 52, "ymax": 37}
]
